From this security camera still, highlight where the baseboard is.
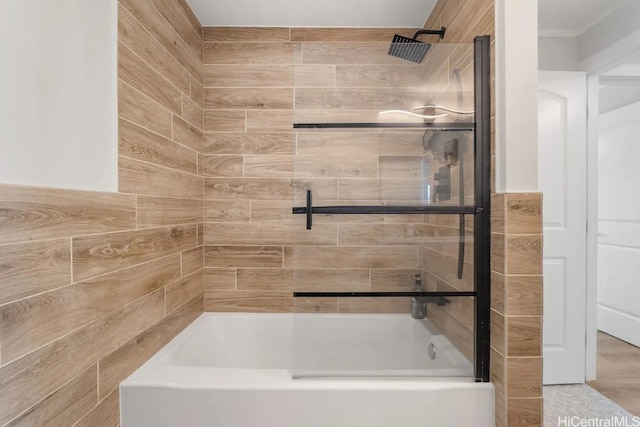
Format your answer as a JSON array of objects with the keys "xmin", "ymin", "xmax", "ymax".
[{"xmin": 597, "ymin": 304, "xmax": 640, "ymax": 347}]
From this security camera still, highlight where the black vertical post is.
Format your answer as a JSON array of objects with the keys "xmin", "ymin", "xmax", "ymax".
[{"xmin": 473, "ymin": 35, "xmax": 492, "ymax": 382}]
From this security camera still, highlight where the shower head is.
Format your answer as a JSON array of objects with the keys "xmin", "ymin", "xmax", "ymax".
[{"xmin": 388, "ymin": 27, "xmax": 446, "ymax": 63}]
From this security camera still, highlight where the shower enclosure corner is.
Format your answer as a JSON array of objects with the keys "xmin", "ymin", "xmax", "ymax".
[{"xmin": 289, "ymin": 35, "xmax": 491, "ymax": 383}]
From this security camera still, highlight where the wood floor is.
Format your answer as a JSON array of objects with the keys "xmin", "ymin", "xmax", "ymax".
[{"xmin": 587, "ymin": 331, "xmax": 640, "ymax": 416}]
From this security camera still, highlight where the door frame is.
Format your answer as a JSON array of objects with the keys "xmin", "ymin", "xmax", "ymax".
[{"xmin": 585, "ymin": 74, "xmax": 599, "ymax": 381}]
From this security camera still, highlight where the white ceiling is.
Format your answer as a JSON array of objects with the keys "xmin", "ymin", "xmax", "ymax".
[
  {"xmin": 186, "ymin": 0, "xmax": 437, "ymax": 28},
  {"xmin": 538, "ymin": 0, "xmax": 628, "ymax": 35}
]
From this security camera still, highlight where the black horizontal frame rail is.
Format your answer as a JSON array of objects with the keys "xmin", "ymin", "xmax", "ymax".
[
  {"xmin": 293, "ymin": 205, "xmax": 479, "ymax": 216},
  {"xmin": 293, "ymin": 291, "xmax": 476, "ymax": 298},
  {"xmin": 293, "ymin": 122, "xmax": 475, "ymax": 130}
]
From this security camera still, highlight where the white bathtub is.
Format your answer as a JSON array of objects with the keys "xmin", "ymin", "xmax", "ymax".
[{"xmin": 121, "ymin": 313, "xmax": 494, "ymax": 427}]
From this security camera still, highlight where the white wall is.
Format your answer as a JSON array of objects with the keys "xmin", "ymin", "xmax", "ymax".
[
  {"xmin": 538, "ymin": 36, "xmax": 578, "ymax": 71},
  {"xmin": 0, "ymin": 0, "xmax": 118, "ymax": 192},
  {"xmin": 494, "ymin": 0, "xmax": 539, "ymax": 192},
  {"xmin": 597, "ymin": 101, "xmax": 640, "ymax": 347}
]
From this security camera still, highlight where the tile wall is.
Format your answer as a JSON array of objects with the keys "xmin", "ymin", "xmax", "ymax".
[{"xmin": 0, "ymin": 0, "xmax": 204, "ymax": 424}]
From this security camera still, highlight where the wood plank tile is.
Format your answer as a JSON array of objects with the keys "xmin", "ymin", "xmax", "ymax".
[
  {"xmin": 204, "ymin": 290, "xmax": 292, "ymax": 313},
  {"xmin": 97, "ymin": 294, "xmax": 201, "ymax": 399},
  {"xmin": 74, "ymin": 389, "xmax": 120, "ymax": 427},
  {"xmin": 191, "ymin": 76, "xmax": 204, "ymax": 107},
  {"xmin": 119, "ymin": 42, "xmax": 182, "ymax": 114},
  {"xmin": 505, "ymin": 235, "xmax": 543, "ymax": 275},
  {"xmin": 295, "ymin": 88, "xmax": 432, "ymax": 110},
  {"xmin": 294, "ymin": 156, "xmax": 378, "ymax": 178},
  {"xmin": 301, "ymin": 43, "xmax": 408, "ymax": 65},
  {"xmin": 0, "ymin": 290, "xmax": 164, "ymax": 425},
  {"xmin": 205, "ymin": 245, "xmax": 283, "ymax": 268},
  {"xmin": 491, "ymin": 232, "xmax": 506, "ymax": 274},
  {"xmin": 137, "ymin": 196, "xmax": 203, "ymax": 228},
  {"xmin": 203, "ymin": 27, "xmax": 290, "ymax": 42},
  {"xmin": 507, "ymin": 357, "xmax": 542, "ymax": 398},
  {"xmin": 491, "ymin": 193, "xmax": 506, "ymax": 234},
  {"xmin": 339, "ymin": 223, "xmax": 424, "ymax": 246},
  {"xmin": 507, "ymin": 316, "xmax": 542, "ymax": 357},
  {"xmin": 205, "ymin": 178, "xmax": 292, "ymax": 200},
  {"xmin": 247, "ymin": 200, "xmax": 293, "ymax": 224},
  {"xmin": 119, "ymin": 118, "xmax": 197, "ymax": 175},
  {"xmin": 506, "ymin": 398, "xmax": 542, "ymax": 427},
  {"xmin": 5, "ymin": 365, "xmax": 97, "ymax": 427},
  {"xmin": 370, "ymin": 269, "xmax": 423, "ymax": 291},
  {"xmin": 118, "ymin": 4, "xmax": 191, "ymax": 95},
  {"xmin": 148, "ymin": 0, "xmax": 203, "ymax": 59},
  {"xmin": 490, "ymin": 348, "xmax": 505, "ymax": 397},
  {"xmin": 204, "ymin": 133, "xmax": 294, "ymax": 155},
  {"xmin": 204, "ymin": 42, "xmax": 293, "ymax": 64},
  {"xmin": 290, "ymin": 28, "xmax": 418, "ymax": 42},
  {"xmin": 174, "ymin": 0, "xmax": 203, "ymax": 38},
  {"xmin": 246, "ymin": 110, "xmax": 294, "ymax": 133},
  {"xmin": 379, "ymin": 131, "xmax": 425, "ymax": 156},
  {"xmin": 198, "ymin": 152, "xmax": 205, "ymax": 176},
  {"xmin": 204, "ymin": 223, "xmax": 337, "ymax": 246},
  {"xmin": 198, "ymin": 223, "xmax": 204, "ymax": 246},
  {"xmin": 336, "ymin": 65, "xmax": 427, "ymax": 88},
  {"xmin": 0, "ymin": 184, "xmax": 136, "ymax": 244},
  {"xmin": 491, "ymin": 270, "xmax": 506, "ymax": 314},
  {"xmin": 203, "ymin": 65, "xmax": 293, "ymax": 87},
  {"xmin": 244, "ymin": 155, "xmax": 293, "ymax": 178},
  {"xmin": 204, "ymin": 88, "xmax": 293, "ymax": 109},
  {"xmin": 379, "ymin": 156, "xmax": 425, "ymax": 178},
  {"xmin": 284, "ymin": 246, "xmax": 417, "ymax": 269},
  {"xmin": 294, "ymin": 65, "xmax": 336, "ymax": 87},
  {"xmin": 506, "ymin": 275, "xmax": 542, "ymax": 316},
  {"xmin": 166, "ymin": 270, "xmax": 203, "ymax": 313},
  {"xmin": 421, "ymin": 248, "xmax": 474, "ymax": 291},
  {"xmin": 0, "ymin": 239, "xmax": 71, "ymax": 305},
  {"xmin": 204, "ymin": 268, "xmax": 236, "ymax": 290},
  {"xmin": 204, "ymin": 199, "xmax": 250, "ymax": 222},
  {"xmin": 339, "ymin": 297, "xmax": 410, "ymax": 314},
  {"xmin": 337, "ymin": 179, "xmax": 381, "ymax": 201},
  {"xmin": 237, "ymin": 268, "xmax": 370, "ymax": 292},
  {"xmin": 297, "ymin": 132, "xmax": 380, "ymax": 156},
  {"xmin": 505, "ymin": 193, "xmax": 542, "ymax": 234},
  {"xmin": 292, "ymin": 178, "xmax": 339, "ymax": 201},
  {"xmin": 491, "ymin": 309, "xmax": 506, "ymax": 355},
  {"xmin": 0, "ymin": 254, "xmax": 181, "ymax": 363},
  {"xmin": 182, "ymin": 246, "xmax": 204, "ymax": 276},
  {"xmin": 203, "ymin": 155, "xmax": 244, "ymax": 177},
  {"xmin": 442, "ymin": 0, "xmax": 493, "ymax": 43},
  {"xmin": 182, "ymin": 93, "xmax": 204, "ymax": 129},
  {"xmin": 119, "ymin": 0, "xmax": 201, "ymax": 80},
  {"xmin": 118, "ymin": 156, "xmax": 203, "ymax": 199},
  {"xmin": 173, "ymin": 114, "xmax": 204, "ymax": 152},
  {"xmin": 118, "ymin": 79, "xmax": 172, "ymax": 138},
  {"xmin": 72, "ymin": 225, "xmax": 196, "ymax": 282},
  {"xmin": 294, "ymin": 298, "xmax": 338, "ymax": 313},
  {"xmin": 204, "ymin": 110, "xmax": 246, "ymax": 132}
]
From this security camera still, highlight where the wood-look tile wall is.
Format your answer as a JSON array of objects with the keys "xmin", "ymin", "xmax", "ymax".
[
  {"xmin": 0, "ymin": 1, "xmax": 205, "ymax": 425},
  {"xmin": 426, "ymin": 1, "xmax": 543, "ymax": 426},
  {"xmin": 202, "ymin": 27, "xmax": 447, "ymax": 313}
]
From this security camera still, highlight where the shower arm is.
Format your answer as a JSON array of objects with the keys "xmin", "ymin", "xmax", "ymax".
[{"xmin": 413, "ymin": 28, "xmax": 446, "ymax": 40}]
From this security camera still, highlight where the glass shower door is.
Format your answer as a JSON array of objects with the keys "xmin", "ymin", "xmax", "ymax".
[{"xmin": 289, "ymin": 39, "xmax": 491, "ymax": 380}]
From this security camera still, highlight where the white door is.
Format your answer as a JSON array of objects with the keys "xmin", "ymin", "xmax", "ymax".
[
  {"xmin": 538, "ymin": 71, "xmax": 588, "ymax": 384},
  {"xmin": 597, "ymin": 102, "xmax": 640, "ymax": 348}
]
